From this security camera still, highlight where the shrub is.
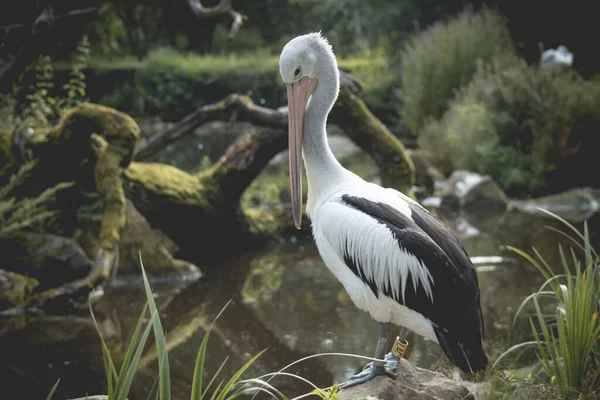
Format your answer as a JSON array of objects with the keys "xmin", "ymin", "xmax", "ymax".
[
  {"xmin": 420, "ymin": 56, "xmax": 600, "ymax": 197},
  {"xmin": 398, "ymin": 8, "xmax": 515, "ymax": 135}
]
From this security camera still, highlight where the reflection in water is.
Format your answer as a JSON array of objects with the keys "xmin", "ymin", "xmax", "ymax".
[{"xmin": 1, "ymin": 209, "xmax": 599, "ymax": 399}]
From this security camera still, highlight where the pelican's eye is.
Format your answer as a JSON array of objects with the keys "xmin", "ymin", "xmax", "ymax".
[{"xmin": 294, "ymin": 66, "xmax": 301, "ymax": 78}]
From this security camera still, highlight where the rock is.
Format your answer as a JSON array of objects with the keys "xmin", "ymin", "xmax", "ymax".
[
  {"xmin": 116, "ymin": 199, "xmax": 199, "ymax": 275},
  {"xmin": 435, "ymin": 170, "xmax": 507, "ymax": 211},
  {"xmin": 69, "ymin": 397, "xmax": 110, "ymax": 400},
  {"xmin": 540, "ymin": 45, "xmax": 574, "ymax": 68},
  {"xmin": 510, "ymin": 187, "xmax": 600, "ymax": 222},
  {"xmin": 338, "ymin": 359, "xmax": 474, "ymax": 400},
  {"xmin": 0, "ymin": 269, "xmax": 39, "ymax": 312},
  {"xmin": 406, "ymin": 149, "xmax": 446, "ymax": 193},
  {"xmin": 0, "ymin": 233, "xmax": 93, "ymax": 291}
]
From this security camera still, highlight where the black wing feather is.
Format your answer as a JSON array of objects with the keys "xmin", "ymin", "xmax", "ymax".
[{"xmin": 340, "ymin": 194, "xmax": 488, "ymax": 373}]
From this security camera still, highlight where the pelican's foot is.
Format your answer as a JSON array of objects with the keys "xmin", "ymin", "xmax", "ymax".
[
  {"xmin": 338, "ymin": 362, "xmax": 395, "ymax": 389},
  {"xmin": 383, "ymin": 352, "xmax": 400, "ymax": 374}
]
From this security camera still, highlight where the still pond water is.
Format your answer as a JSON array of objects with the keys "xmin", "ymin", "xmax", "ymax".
[{"xmin": 1, "ymin": 207, "xmax": 599, "ymax": 399}]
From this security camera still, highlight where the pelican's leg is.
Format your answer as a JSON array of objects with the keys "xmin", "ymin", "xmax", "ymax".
[
  {"xmin": 339, "ymin": 323, "xmax": 395, "ymax": 389},
  {"xmin": 383, "ymin": 326, "xmax": 409, "ymax": 374}
]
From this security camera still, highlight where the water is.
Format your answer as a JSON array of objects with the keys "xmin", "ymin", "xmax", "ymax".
[{"xmin": 1, "ymin": 208, "xmax": 599, "ymax": 399}]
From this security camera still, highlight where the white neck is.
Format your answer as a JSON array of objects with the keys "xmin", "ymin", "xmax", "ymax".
[{"xmin": 302, "ymin": 58, "xmax": 348, "ymax": 204}]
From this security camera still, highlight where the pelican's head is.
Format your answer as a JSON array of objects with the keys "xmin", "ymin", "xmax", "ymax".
[{"xmin": 279, "ymin": 32, "xmax": 337, "ymax": 230}]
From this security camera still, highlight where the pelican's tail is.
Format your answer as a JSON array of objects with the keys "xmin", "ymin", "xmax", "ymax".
[{"xmin": 434, "ymin": 328, "xmax": 488, "ymax": 373}]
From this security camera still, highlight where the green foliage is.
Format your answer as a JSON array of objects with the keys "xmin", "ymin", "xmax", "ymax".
[
  {"xmin": 241, "ymin": 181, "xmax": 282, "ymax": 210},
  {"xmin": 495, "ymin": 210, "xmax": 600, "ymax": 398},
  {"xmin": 20, "ymin": 55, "xmax": 57, "ymax": 129},
  {"xmin": 91, "ymin": 256, "xmax": 276, "ymax": 400},
  {"xmin": 420, "ymin": 56, "xmax": 600, "ymax": 196},
  {"xmin": 56, "ymin": 35, "xmax": 91, "ymax": 111},
  {"xmin": 312, "ymin": 384, "xmax": 340, "ymax": 400},
  {"xmin": 93, "ymin": 49, "xmax": 390, "ymax": 121},
  {"xmin": 0, "ymin": 35, "xmax": 91, "ymax": 132},
  {"xmin": 84, "ymin": 2, "xmax": 127, "ymax": 56},
  {"xmin": 0, "ymin": 160, "xmax": 73, "ymax": 237},
  {"xmin": 398, "ymin": 8, "xmax": 515, "ymax": 135}
]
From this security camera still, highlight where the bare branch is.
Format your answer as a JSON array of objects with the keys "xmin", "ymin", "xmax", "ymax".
[
  {"xmin": 134, "ymin": 70, "xmax": 362, "ymax": 161},
  {"xmin": 187, "ymin": 0, "xmax": 247, "ymax": 40},
  {"xmin": 0, "ymin": 7, "xmax": 98, "ymax": 30},
  {"xmin": 135, "ymin": 70, "xmax": 414, "ymax": 193},
  {"xmin": 134, "ymin": 94, "xmax": 285, "ymax": 161}
]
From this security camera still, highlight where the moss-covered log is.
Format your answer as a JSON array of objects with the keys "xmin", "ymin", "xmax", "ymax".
[
  {"xmin": 331, "ymin": 83, "xmax": 415, "ymax": 194},
  {"xmin": 0, "ymin": 269, "xmax": 39, "ymax": 312},
  {"xmin": 134, "ymin": 71, "xmax": 415, "ymax": 196},
  {"xmin": 1, "ymin": 103, "xmax": 142, "ymax": 309},
  {"xmin": 124, "ymin": 126, "xmax": 288, "ymax": 258}
]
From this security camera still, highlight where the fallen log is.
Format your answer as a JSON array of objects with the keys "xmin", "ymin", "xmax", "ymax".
[
  {"xmin": 0, "ymin": 72, "xmax": 414, "ymax": 306},
  {"xmin": 135, "ymin": 71, "xmax": 414, "ymax": 193}
]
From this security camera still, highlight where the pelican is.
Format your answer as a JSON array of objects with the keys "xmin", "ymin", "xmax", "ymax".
[{"xmin": 279, "ymin": 32, "xmax": 488, "ymax": 388}]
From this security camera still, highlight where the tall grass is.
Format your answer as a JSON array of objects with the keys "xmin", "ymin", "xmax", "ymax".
[
  {"xmin": 84, "ymin": 255, "xmax": 296, "ymax": 400},
  {"xmin": 494, "ymin": 210, "xmax": 600, "ymax": 398}
]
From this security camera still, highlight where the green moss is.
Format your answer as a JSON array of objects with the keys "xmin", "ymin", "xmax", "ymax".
[
  {"xmin": 91, "ymin": 134, "xmax": 126, "ymax": 249},
  {"xmin": 334, "ymin": 85, "xmax": 415, "ymax": 195},
  {"xmin": 244, "ymin": 205, "xmax": 296, "ymax": 236},
  {"xmin": 124, "ymin": 162, "xmax": 216, "ymax": 210},
  {"xmin": 0, "ymin": 269, "xmax": 39, "ymax": 309}
]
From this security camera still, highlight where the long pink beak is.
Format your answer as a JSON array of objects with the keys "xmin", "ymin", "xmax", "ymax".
[{"xmin": 286, "ymin": 77, "xmax": 317, "ymax": 229}]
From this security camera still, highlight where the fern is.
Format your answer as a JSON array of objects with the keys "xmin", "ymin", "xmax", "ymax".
[
  {"xmin": 0, "ymin": 159, "xmax": 73, "ymax": 236},
  {"xmin": 57, "ymin": 35, "xmax": 91, "ymax": 111},
  {"xmin": 19, "ymin": 54, "xmax": 58, "ymax": 130},
  {"xmin": 2, "ymin": 35, "xmax": 91, "ymax": 134}
]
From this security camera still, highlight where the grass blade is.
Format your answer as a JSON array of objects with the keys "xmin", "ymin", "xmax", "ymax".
[
  {"xmin": 140, "ymin": 252, "xmax": 171, "ymax": 400},
  {"xmin": 216, "ymin": 349, "xmax": 267, "ymax": 400},
  {"xmin": 115, "ymin": 310, "xmax": 156, "ymax": 400},
  {"xmin": 116, "ymin": 302, "xmax": 149, "ymax": 395},
  {"xmin": 192, "ymin": 300, "xmax": 233, "ymax": 400},
  {"xmin": 190, "ymin": 327, "xmax": 212, "ymax": 400},
  {"xmin": 89, "ymin": 291, "xmax": 118, "ymax": 395},
  {"xmin": 201, "ymin": 357, "xmax": 229, "ymax": 400},
  {"xmin": 491, "ymin": 341, "xmax": 538, "ymax": 370},
  {"xmin": 44, "ymin": 378, "xmax": 60, "ymax": 400}
]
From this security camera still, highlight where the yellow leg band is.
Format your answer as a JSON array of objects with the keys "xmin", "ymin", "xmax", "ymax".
[{"xmin": 392, "ymin": 337, "xmax": 409, "ymax": 358}]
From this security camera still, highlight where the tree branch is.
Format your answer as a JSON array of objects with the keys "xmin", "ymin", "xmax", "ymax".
[
  {"xmin": 134, "ymin": 70, "xmax": 412, "ymax": 193},
  {"xmin": 187, "ymin": 0, "xmax": 246, "ymax": 40},
  {"xmin": 0, "ymin": 7, "xmax": 98, "ymax": 30},
  {"xmin": 134, "ymin": 94, "xmax": 286, "ymax": 161}
]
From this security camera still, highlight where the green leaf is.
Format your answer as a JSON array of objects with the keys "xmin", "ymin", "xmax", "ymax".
[
  {"xmin": 44, "ymin": 378, "xmax": 60, "ymax": 400},
  {"xmin": 140, "ymin": 252, "xmax": 171, "ymax": 400}
]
